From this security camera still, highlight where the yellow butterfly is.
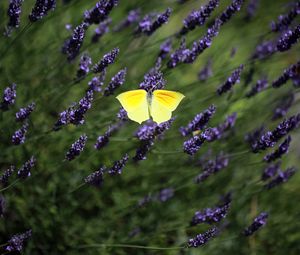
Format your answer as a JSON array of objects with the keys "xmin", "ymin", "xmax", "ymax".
[{"xmin": 116, "ymin": 89, "xmax": 185, "ymax": 124}]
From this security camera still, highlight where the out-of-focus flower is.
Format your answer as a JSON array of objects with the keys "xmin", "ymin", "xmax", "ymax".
[
  {"xmin": 252, "ymin": 40, "xmax": 277, "ymax": 59},
  {"xmin": 217, "ymin": 65, "xmax": 244, "ymax": 95},
  {"xmin": 92, "ymin": 18, "xmax": 111, "ymax": 43},
  {"xmin": 12, "ymin": 121, "xmax": 29, "ymax": 145},
  {"xmin": 180, "ymin": 105, "xmax": 216, "ymax": 136},
  {"xmin": 265, "ymin": 167, "xmax": 296, "ymax": 189},
  {"xmin": 179, "ymin": 0, "xmax": 220, "ymax": 35},
  {"xmin": 135, "ymin": 8, "xmax": 172, "ymax": 36},
  {"xmin": 113, "ymin": 9, "xmax": 140, "ymax": 32},
  {"xmin": 138, "ymin": 194, "xmax": 152, "ymax": 207},
  {"xmin": 277, "ymin": 25, "xmax": 300, "ymax": 52},
  {"xmin": 84, "ymin": 167, "xmax": 105, "ymax": 187},
  {"xmin": 76, "ymin": 53, "xmax": 92, "ymax": 79},
  {"xmin": 62, "ymin": 22, "xmax": 88, "ymax": 61},
  {"xmin": 272, "ymin": 61, "xmax": 300, "ymax": 88},
  {"xmin": 158, "ymin": 39, "xmax": 172, "ymax": 60},
  {"xmin": 65, "ymin": 135, "xmax": 87, "ymax": 161},
  {"xmin": 108, "ymin": 154, "xmax": 129, "ymax": 175},
  {"xmin": 263, "ymin": 136, "xmax": 291, "ymax": 162},
  {"xmin": 243, "ymin": 212, "xmax": 268, "ymax": 236},
  {"xmin": 94, "ymin": 134, "xmax": 110, "ymax": 150},
  {"xmin": 6, "ymin": 0, "xmax": 24, "ymax": 36},
  {"xmin": 17, "ymin": 156, "xmax": 36, "ymax": 179},
  {"xmin": 88, "ymin": 71, "xmax": 106, "ymax": 92},
  {"xmin": 262, "ymin": 162, "xmax": 281, "ymax": 181},
  {"xmin": 271, "ymin": 2, "xmax": 300, "ymax": 32},
  {"xmin": 16, "ymin": 102, "xmax": 35, "ymax": 122},
  {"xmin": 188, "ymin": 226, "xmax": 219, "ymax": 247},
  {"xmin": 133, "ymin": 140, "xmax": 155, "ymax": 161},
  {"xmin": 84, "ymin": 0, "xmax": 118, "ymax": 25},
  {"xmin": 93, "ymin": 48, "xmax": 120, "ymax": 73},
  {"xmin": 104, "ymin": 68, "xmax": 127, "ymax": 96},
  {"xmin": 158, "ymin": 188, "xmax": 174, "ymax": 202},
  {"xmin": 246, "ymin": 78, "xmax": 268, "ymax": 97},
  {"xmin": 198, "ymin": 59, "xmax": 213, "ymax": 81},
  {"xmin": 245, "ymin": 126, "xmax": 265, "ymax": 146},
  {"xmin": 0, "ymin": 165, "xmax": 15, "ymax": 187},
  {"xmin": 29, "ymin": 0, "xmax": 56, "ymax": 22},
  {"xmin": 245, "ymin": 0, "xmax": 259, "ymax": 19},
  {"xmin": 219, "ymin": 0, "xmax": 244, "ymax": 25},
  {"xmin": 0, "ymin": 83, "xmax": 17, "ymax": 110},
  {"xmin": 5, "ymin": 230, "xmax": 32, "ymax": 252},
  {"xmin": 0, "ymin": 195, "xmax": 5, "ymax": 217},
  {"xmin": 272, "ymin": 94, "xmax": 294, "ymax": 120}
]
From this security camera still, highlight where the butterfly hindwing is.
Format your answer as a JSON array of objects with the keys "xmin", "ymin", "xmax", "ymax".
[{"xmin": 150, "ymin": 90, "xmax": 185, "ymax": 124}]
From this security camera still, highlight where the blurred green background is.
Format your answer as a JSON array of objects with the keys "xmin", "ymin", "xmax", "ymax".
[{"xmin": 0, "ymin": 0, "xmax": 299, "ymax": 254}]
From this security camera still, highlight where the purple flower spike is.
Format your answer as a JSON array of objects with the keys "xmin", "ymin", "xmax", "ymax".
[
  {"xmin": 136, "ymin": 8, "xmax": 172, "ymax": 36},
  {"xmin": 252, "ymin": 40, "xmax": 277, "ymax": 59},
  {"xmin": 139, "ymin": 65, "xmax": 166, "ymax": 92},
  {"xmin": 76, "ymin": 53, "xmax": 92, "ymax": 79},
  {"xmin": 16, "ymin": 102, "xmax": 35, "ymax": 122},
  {"xmin": 262, "ymin": 162, "xmax": 281, "ymax": 181},
  {"xmin": 5, "ymin": 229, "xmax": 32, "ymax": 252},
  {"xmin": 277, "ymin": 25, "xmax": 300, "ymax": 52},
  {"xmin": 272, "ymin": 61, "xmax": 300, "ymax": 88},
  {"xmin": 84, "ymin": 0, "xmax": 118, "ymax": 25},
  {"xmin": 6, "ymin": 0, "xmax": 24, "ymax": 35},
  {"xmin": 246, "ymin": 78, "xmax": 268, "ymax": 97},
  {"xmin": 88, "ymin": 71, "xmax": 106, "ymax": 92},
  {"xmin": 180, "ymin": 105, "xmax": 216, "ymax": 136},
  {"xmin": 158, "ymin": 188, "xmax": 174, "ymax": 202},
  {"xmin": 92, "ymin": 18, "xmax": 111, "ymax": 43},
  {"xmin": 245, "ymin": 0, "xmax": 259, "ymax": 19},
  {"xmin": 62, "ymin": 23, "xmax": 88, "ymax": 61},
  {"xmin": 114, "ymin": 9, "xmax": 140, "ymax": 32},
  {"xmin": 65, "ymin": 134, "xmax": 87, "ymax": 161},
  {"xmin": 244, "ymin": 212, "xmax": 268, "ymax": 236},
  {"xmin": 12, "ymin": 121, "xmax": 29, "ymax": 145},
  {"xmin": 94, "ymin": 133, "xmax": 110, "ymax": 150},
  {"xmin": 265, "ymin": 167, "xmax": 296, "ymax": 189},
  {"xmin": 198, "ymin": 59, "xmax": 213, "ymax": 81},
  {"xmin": 85, "ymin": 167, "xmax": 105, "ymax": 187},
  {"xmin": 264, "ymin": 136, "xmax": 291, "ymax": 162},
  {"xmin": 0, "ymin": 83, "xmax": 17, "ymax": 110},
  {"xmin": 93, "ymin": 48, "xmax": 120, "ymax": 73},
  {"xmin": 0, "ymin": 165, "xmax": 15, "ymax": 187},
  {"xmin": 245, "ymin": 126, "xmax": 265, "ymax": 146},
  {"xmin": 117, "ymin": 107, "xmax": 128, "ymax": 121},
  {"xmin": 133, "ymin": 140, "xmax": 154, "ymax": 161},
  {"xmin": 179, "ymin": 0, "xmax": 220, "ymax": 35},
  {"xmin": 108, "ymin": 154, "xmax": 129, "ymax": 175},
  {"xmin": 183, "ymin": 136, "xmax": 206, "ymax": 155},
  {"xmin": 272, "ymin": 94, "xmax": 294, "ymax": 120},
  {"xmin": 17, "ymin": 156, "xmax": 36, "ymax": 179},
  {"xmin": 217, "ymin": 65, "xmax": 244, "ymax": 95},
  {"xmin": 158, "ymin": 39, "xmax": 172, "ymax": 60},
  {"xmin": 104, "ymin": 68, "xmax": 127, "ymax": 96},
  {"xmin": 271, "ymin": 2, "xmax": 300, "ymax": 32},
  {"xmin": 29, "ymin": 0, "xmax": 56, "ymax": 22},
  {"xmin": 219, "ymin": 0, "xmax": 244, "ymax": 25},
  {"xmin": 188, "ymin": 227, "xmax": 219, "ymax": 247}
]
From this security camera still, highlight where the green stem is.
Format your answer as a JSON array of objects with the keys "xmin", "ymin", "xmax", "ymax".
[
  {"xmin": 0, "ymin": 179, "xmax": 19, "ymax": 193},
  {"xmin": 75, "ymin": 243, "xmax": 185, "ymax": 250}
]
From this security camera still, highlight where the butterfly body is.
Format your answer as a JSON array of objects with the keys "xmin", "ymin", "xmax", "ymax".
[{"xmin": 116, "ymin": 89, "xmax": 185, "ymax": 124}]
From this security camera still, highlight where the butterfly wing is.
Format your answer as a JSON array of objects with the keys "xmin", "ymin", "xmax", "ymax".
[
  {"xmin": 150, "ymin": 90, "xmax": 185, "ymax": 124},
  {"xmin": 116, "ymin": 90, "xmax": 149, "ymax": 124}
]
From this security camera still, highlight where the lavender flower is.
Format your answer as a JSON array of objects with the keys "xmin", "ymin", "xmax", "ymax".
[
  {"xmin": 183, "ymin": 136, "xmax": 206, "ymax": 155},
  {"xmin": 246, "ymin": 78, "xmax": 268, "ymax": 97},
  {"xmin": 0, "ymin": 83, "xmax": 17, "ymax": 110},
  {"xmin": 252, "ymin": 114, "xmax": 300, "ymax": 152},
  {"xmin": 245, "ymin": 0, "xmax": 259, "ymax": 19},
  {"xmin": 29, "ymin": 0, "xmax": 56, "ymax": 22},
  {"xmin": 92, "ymin": 18, "xmax": 111, "ymax": 43},
  {"xmin": 158, "ymin": 39, "xmax": 172, "ymax": 60},
  {"xmin": 88, "ymin": 71, "xmax": 106, "ymax": 92},
  {"xmin": 113, "ymin": 9, "xmax": 140, "ymax": 32},
  {"xmin": 271, "ymin": 2, "xmax": 300, "ymax": 32},
  {"xmin": 277, "ymin": 25, "xmax": 300, "ymax": 52},
  {"xmin": 139, "ymin": 66, "xmax": 165, "ymax": 92},
  {"xmin": 6, "ymin": 0, "xmax": 24, "ymax": 35},
  {"xmin": 0, "ymin": 165, "xmax": 15, "ymax": 187},
  {"xmin": 136, "ymin": 8, "xmax": 172, "ymax": 36},
  {"xmin": 84, "ymin": 167, "xmax": 105, "ymax": 187},
  {"xmin": 219, "ymin": 0, "xmax": 244, "ymax": 24},
  {"xmin": 94, "ymin": 134, "xmax": 110, "ymax": 150},
  {"xmin": 104, "ymin": 68, "xmax": 127, "ymax": 96},
  {"xmin": 179, "ymin": 0, "xmax": 220, "ymax": 35},
  {"xmin": 133, "ymin": 140, "xmax": 154, "ymax": 161},
  {"xmin": 5, "ymin": 230, "xmax": 32, "ymax": 252},
  {"xmin": 93, "ymin": 48, "xmax": 120, "ymax": 73},
  {"xmin": 17, "ymin": 156, "xmax": 36, "ymax": 179},
  {"xmin": 138, "ymin": 194, "xmax": 152, "ymax": 207},
  {"xmin": 198, "ymin": 59, "xmax": 213, "ymax": 81},
  {"xmin": 217, "ymin": 65, "xmax": 244, "ymax": 95},
  {"xmin": 12, "ymin": 121, "xmax": 29, "ymax": 145},
  {"xmin": 272, "ymin": 94, "xmax": 294, "ymax": 120},
  {"xmin": 117, "ymin": 107, "xmax": 128, "ymax": 121},
  {"xmin": 62, "ymin": 23, "xmax": 88, "ymax": 61},
  {"xmin": 108, "ymin": 154, "xmax": 129, "ymax": 175},
  {"xmin": 244, "ymin": 212, "xmax": 268, "ymax": 236},
  {"xmin": 264, "ymin": 136, "xmax": 291, "ymax": 162},
  {"xmin": 265, "ymin": 167, "xmax": 296, "ymax": 189},
  {"xmin": 195, "ymin": 153, "xmax": 229, "ymax": 183},
  {"xmin": 262, "ymin": 162, "xmax": 281, "ymax": 181},
  {"xmin": 76, "ymin": 53, "xmax": 92, "ymax": 79},
  {"xmin": 84, "ymin": 0, "xmax": 118, "ymax": 25},
  {"xmin": 272, "ymin": 61, "xmax": 300, "ymax": 88},
  {"xmin": 188, "ymin": 227, "xmax": 219, "ymax": 247},
  {"xmin": 65, "ymin": 135, "xmax": 87, "ymax": 161},
  {"xmin": 191, "ymin": 197, "xmax": 231, "ymax": 225},
  {"xmin": 180, "ymin": 105, "xmax": 216, "ymax": 136},
  {"xmin": 16, "ymin": 102, "xmax": 35, "ymax": 122},
  {"xmin": 0, "ymin": 195, "xmax": 5, "ymax": 217},
  {"xmin": 245, "ymin": 126, "xmax": 265, "ymax": 147},
  {"xmin": 252, "ymin": 40, "xmax": 277, "ymax": 59},
  {"xmin": 158, "ymin": 188, "xmax": 174, "ymax": 202}
]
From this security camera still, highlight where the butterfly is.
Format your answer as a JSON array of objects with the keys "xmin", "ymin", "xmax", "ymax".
[{"xmin": 116, "ymin": 89, "xmax": 185, "ymax": 124}]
